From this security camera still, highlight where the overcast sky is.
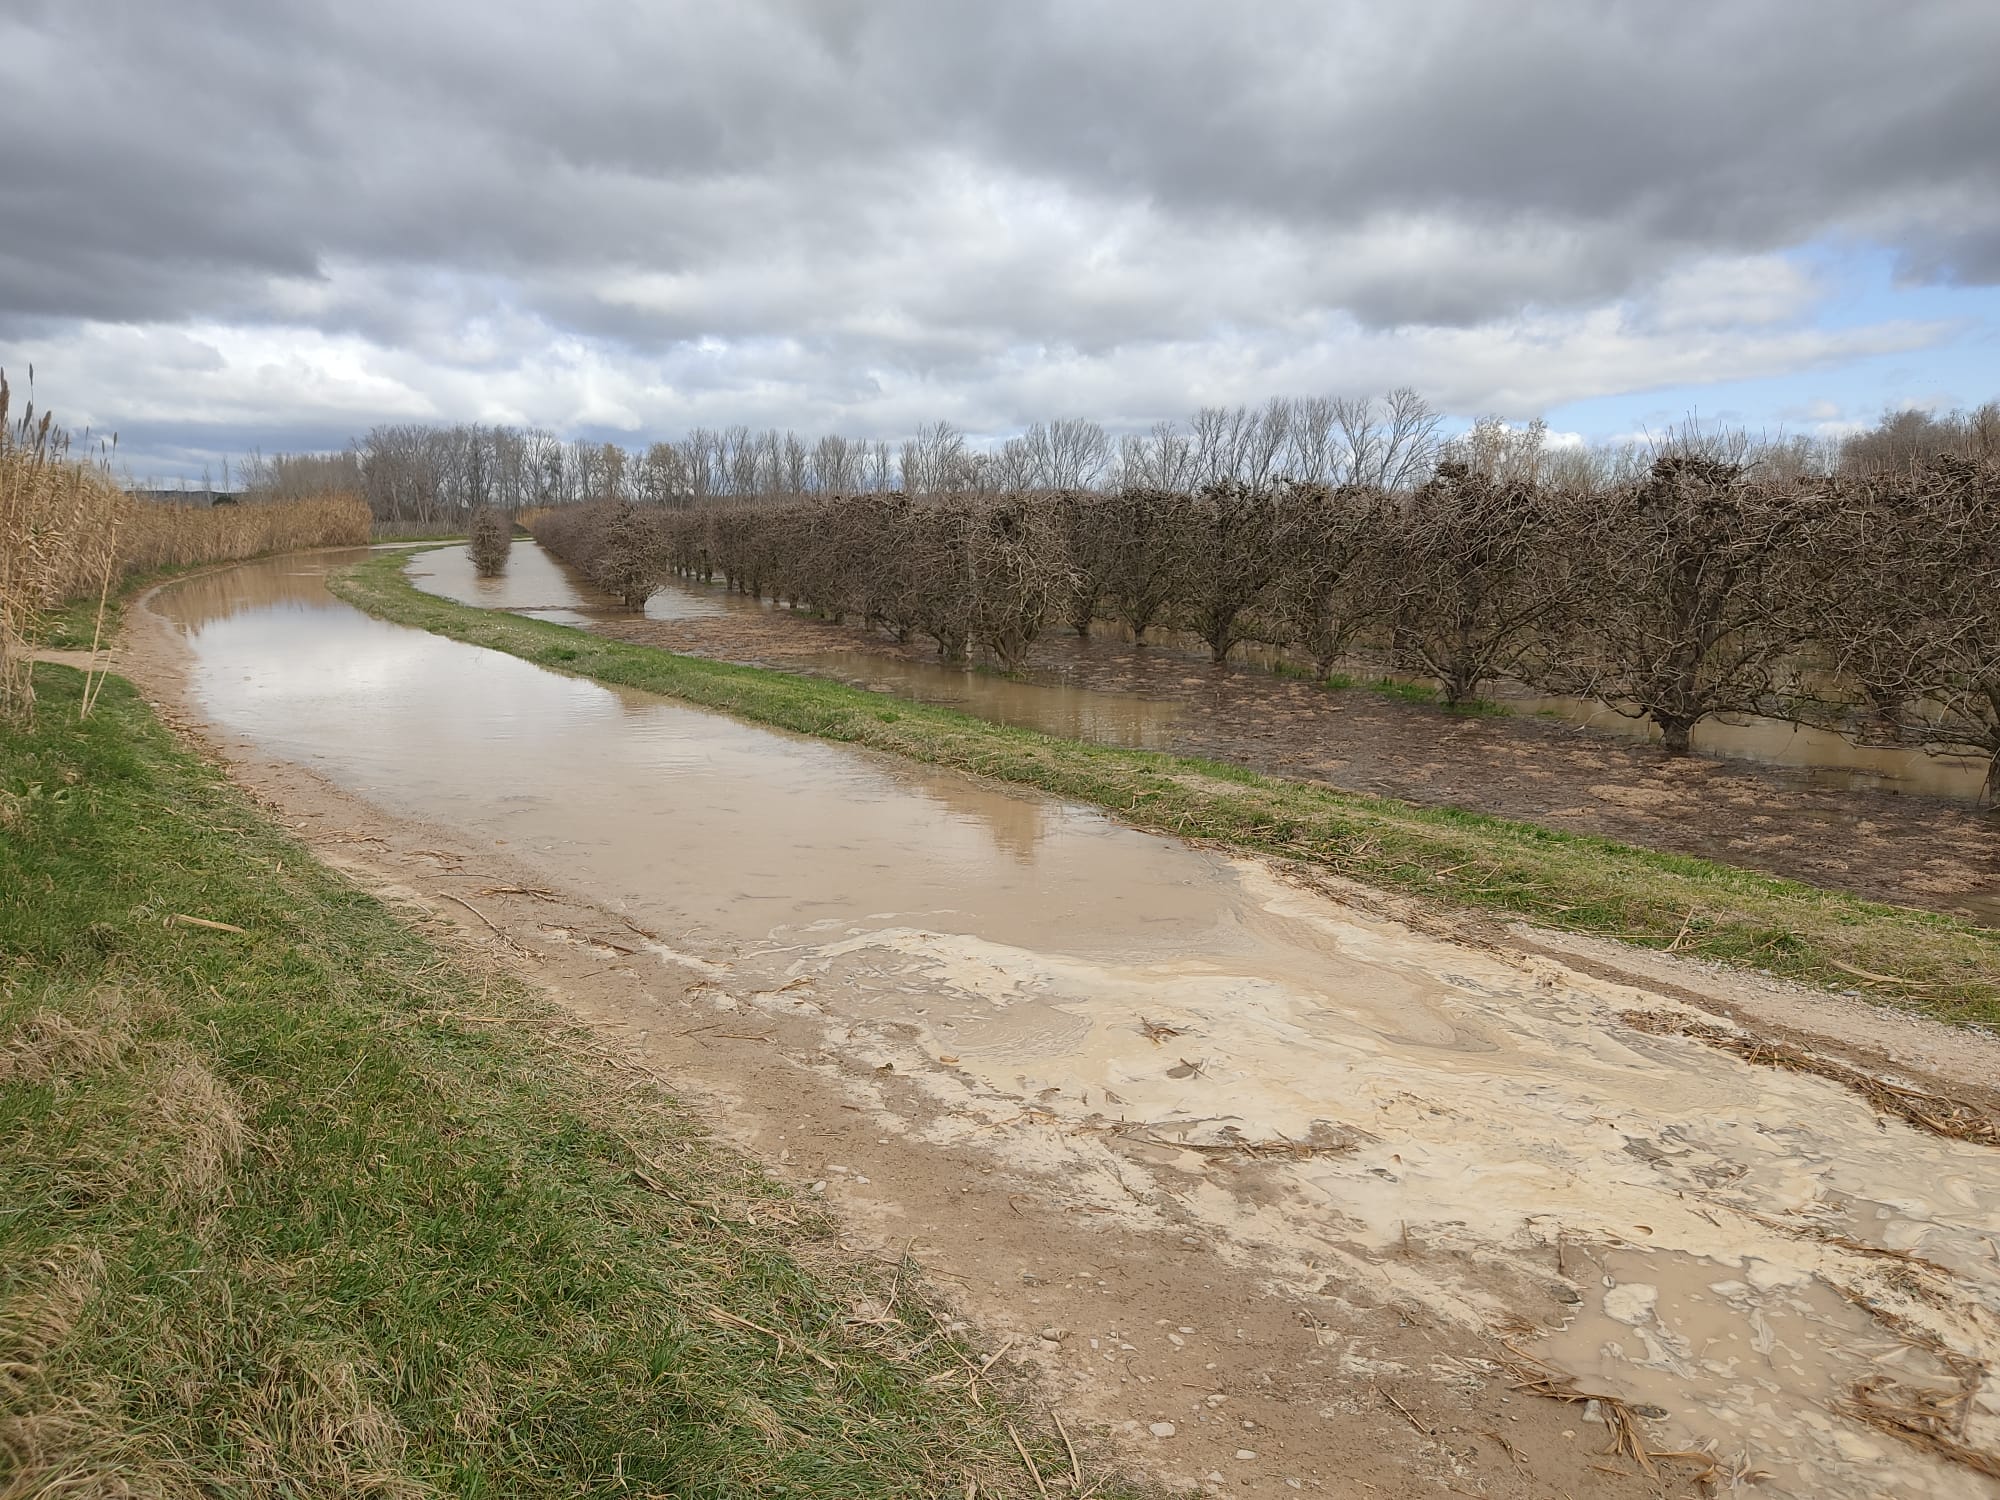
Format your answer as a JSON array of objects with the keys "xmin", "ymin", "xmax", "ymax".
[{"xmin": 3, "ymin": 0, "xmax": 1997, "ymax": 479}]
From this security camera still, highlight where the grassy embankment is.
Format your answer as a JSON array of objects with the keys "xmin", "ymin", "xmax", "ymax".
[
  {"xmin": 332, "ymin": 549, "xmax": 2000, "ymax": 1028},
  {"xmin": 0, "ymin": 663, "xmax": 1082, "ymax": 1497}
]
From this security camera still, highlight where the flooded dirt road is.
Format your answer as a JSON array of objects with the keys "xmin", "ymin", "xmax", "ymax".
[{"xmin": 141, "ymin": 553, "xmax": 2000, "ymax": 1497}]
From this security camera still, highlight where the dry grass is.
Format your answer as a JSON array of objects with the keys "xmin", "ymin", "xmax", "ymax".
[{"xmin": 0, "ymin": 373, "xmax": 369, "ymax": 719}]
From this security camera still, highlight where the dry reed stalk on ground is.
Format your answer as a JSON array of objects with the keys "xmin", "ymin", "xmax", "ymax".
[{"xmin": 1618, "ymin": 1009, "xmax": 2000, "ymax": 1145}]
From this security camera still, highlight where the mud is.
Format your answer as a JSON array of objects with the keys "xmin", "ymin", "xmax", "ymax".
[
  {"xmin": 432, "ymin": 544, "xmax": 2000, "ymax": 923},
  {"xmin": 114, "ymin": 551, "xmax": 2000, "ymax": 1497}
]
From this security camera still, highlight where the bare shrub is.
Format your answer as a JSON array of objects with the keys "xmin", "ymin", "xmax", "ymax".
[
  {"xmin": 1272, "ymin": 483, "xmax": 1391, "ymax": 677},
  {"xmin": 592, "ymin": 503, "xmax": 665, "ymax": 609},
  {"xmin": 967, "ymin": 494, "xmax": 1069, "ymax": 671},
  {"xmin": 519, "ymin": 444, "xmax": 2000, "ymax": 798},
  {"xmin": 531, "ymin": 500, "xmax": 665, "ymax": 608},
  {"xmin": 467, "ymin": 507, "xmax": 511, "ymax": 577},
  {"xmin": 906, "ymin": 498, "xmax": 974, "ymax": 662},
  {"xmin": 1051, "ymin": 490, "xmax": 1117, "ymax": 637},
  {"xmin": 1101, "ymin": 487, "xmax": 1194, "ymax": 642}
]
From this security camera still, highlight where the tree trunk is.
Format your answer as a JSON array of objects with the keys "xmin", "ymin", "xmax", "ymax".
[{"xmin": 1657, "ymin": 716, "xmax": 1695, "ymax": 755}]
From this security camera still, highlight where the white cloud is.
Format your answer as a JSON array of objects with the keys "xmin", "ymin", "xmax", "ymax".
[{"xmin": 1, "ymin": 0, "xmax": 1995, "ymax": 474}]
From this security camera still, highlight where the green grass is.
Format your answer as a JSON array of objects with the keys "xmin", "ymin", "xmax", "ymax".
[
  {"xmin": 31, "ymin": 574, "xmax": 161, "ymax": 652},
  {"xmin": 1363, "ymin": 676, "xmax": 1506, "ymax": 716},
  {"xmin": 0, "ymin": 664, "xmax": 1082, "ymax": 1497},
  {"xmin": 1368, "ymin": 676, "xmax": 1440, "ymax": 706},
  {"xmin": 326, "ymin": 552, "xmax": 2000, "ymax": 1028}
]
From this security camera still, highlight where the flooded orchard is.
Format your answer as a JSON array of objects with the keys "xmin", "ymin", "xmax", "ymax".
[
  {"xmin": 416, "ymin": 539, "xmax": 1993, "ymax": 804},
  {"xmin": 152, "ymin": 552, "xmax": 2000, "ymax": 1498}
]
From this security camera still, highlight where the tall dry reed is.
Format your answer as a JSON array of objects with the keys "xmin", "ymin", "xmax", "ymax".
[{"xmin": 0, "ymin": 373, "xmax": 370, "ymax": 719}]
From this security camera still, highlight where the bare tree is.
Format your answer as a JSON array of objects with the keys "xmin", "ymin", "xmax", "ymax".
[
  {"xmin": 1272, "ymin": 482, "xmax": 1390, "ymax": 676},
  {"xmin": 968, "ymin": 494, "xmax": 1069, "ymax": 669},
  {"xmin": 810, "ymin": 433, "xmax": 860, "ymax": 495},
  {"xmin": 1379, "ymin": 461, "xmax": 1567, "ymax": 705},
  {"xmin": 1283, "ymin": 397, "xmax": 1337, "ymax": 485},
  {"xmin": 1046, "ymin": 491, "xmax": 1113, "ymax": 636},
  {"xmin": 1815, "ymin": 457, "xmax": 2000, "ymax": 800},
  {"xmin": 1101, "ymin": 486, "xmax": 1194, "ymax": 641},
  {"xmin": 899, "ymin": 421, "xmax": 976, "ymax": 497},
  {"xmin": 1549, "ymin": 454, "xmax": 1833, "ymax": 753},
  {"xmin": 1174, "ymin": 481, "xmax": 1285, "ymax": 664},
  {"xmin": 1840, "ymin": 403, "xmax": 2000, "ymax": 476}
]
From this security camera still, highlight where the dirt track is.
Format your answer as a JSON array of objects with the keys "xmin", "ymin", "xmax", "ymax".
[{"xmin": 107, "ymin": 557, "xmax": 2000, "ymax": 1498}]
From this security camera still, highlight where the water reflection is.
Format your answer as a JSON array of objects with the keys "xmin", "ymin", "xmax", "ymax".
[
  {"xmin": 411, "ymin": 543, "xmax": 1186, "ymax": 750},
  {"xmin": 1498, "ymin": 686, "xmax": 1988, "ymax": 802},
  {"xmin": 409, "ymin": 541, "xmax": 733, "ymax": 622}
]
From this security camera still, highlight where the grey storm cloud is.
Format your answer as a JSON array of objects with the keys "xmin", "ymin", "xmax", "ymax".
[{"xmin": 1, "ymin": 0, "xmax": 1995, "ymax": 465}]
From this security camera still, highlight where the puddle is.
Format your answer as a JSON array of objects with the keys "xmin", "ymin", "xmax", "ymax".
[
  {"xmin": 153, "ymin": 552, "xmax": 2000, "ymax": 1498},
  {"xmin": 784, "ymin": 652, "xmax": 1186, "ymax": 749}
]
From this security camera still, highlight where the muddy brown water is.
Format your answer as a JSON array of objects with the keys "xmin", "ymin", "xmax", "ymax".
[
  {"xmin": 159, "ymin": 552, "xmax": 2000, "ymax": 1498},
  {"xmin": 409, "ymin": 542, "xmax": 1189, "ymax": 748},
  {"xmin": 413, "ymin": 541, "xmax": 1989, "ymax": 802}
]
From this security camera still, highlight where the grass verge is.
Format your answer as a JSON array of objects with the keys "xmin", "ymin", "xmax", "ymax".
[
  {"xmin": 33, "ymin": 580, "xmax": 142, "ymax": 652},
  {"xmin": 0, "ymin": 662, "xmax": 1082, "ymax": 1497},
  {"xmin": 330, "ymin": 550, "xmax": 2000, "ymax": 1028}
]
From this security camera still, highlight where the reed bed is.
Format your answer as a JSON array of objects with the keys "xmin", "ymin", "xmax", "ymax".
[{"xmin": 0, "ymin": 374, "xmax": 368, "ymax": 719}]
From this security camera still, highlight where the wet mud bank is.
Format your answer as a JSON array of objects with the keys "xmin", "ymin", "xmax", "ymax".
[
  {"xmin": 414, "ymin": 543, "xmax": 1999, "ymax": 925},
  {"xmin": 125, "ymin": 551, "xmax": 2000, "ymax": 1497}
]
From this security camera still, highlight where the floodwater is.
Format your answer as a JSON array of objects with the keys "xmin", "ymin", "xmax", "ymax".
[
  {"xmin": 412, "ymin": 541, "xmax": 1987, "ymax": 802},
  {"xmin": 156, "ymin": 551, "xmax": 2000, "ymax": 1498},
  {"xmin": 411, "ymin": 543, "xmax": 1186, "ymax": 748},
  {"xmin": 1500, "ymin": 687, "xmax": 1988, "ymax": 803},
  {"xmin": 407, "ymin": 540, "xmax": 737, "ymax": 624}
]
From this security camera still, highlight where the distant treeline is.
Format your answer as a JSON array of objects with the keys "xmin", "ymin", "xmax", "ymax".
[
  {"xmin": 528, "ymin": 430, "xmax": 2000, "ymax": 795},
  {"xmin": 244, "ymin": 397, "xmax": 2000, "ymax": 527}
]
